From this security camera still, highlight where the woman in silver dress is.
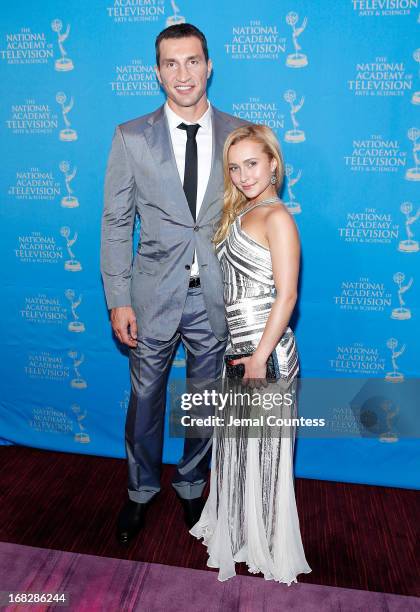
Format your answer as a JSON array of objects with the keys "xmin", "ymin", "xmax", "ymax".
[{"xmin": 190, "ymin": 124, "xmax": 311, "ymax": 584}]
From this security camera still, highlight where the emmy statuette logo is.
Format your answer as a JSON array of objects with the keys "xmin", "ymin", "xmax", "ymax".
[
  {"xmin": 398, "ymin": 202, "xmax": 419, "ymax": 253},
  {"xmin": 65, "ymin": 289, "xmax": 85, "ymax": 332},
  {"xmin": 59, "ymin": 161, "xmax": 79, "ymax": 208},
  {"xmin": 284, "ymin": 164, "xmax": 302, "ymax": 214},
  {"xmin": 391, "ymin": 273, "xmax": 413, "ymax": 320},
  {"xmin": 71, "ymin": 404, "xmax": 90, "ymax": 443},
  {"xmin": 385, "ymin": 338, "xmax": 405, "ymax": 383},
  {"xmin": 283, "ymin": 90, "xmax": 305, "ymax": 143},
  {"xmin": 119, "ymin": 390, "xmax": 130, "ymax": 412},
  {"xmin": 405, "ymin": 127, "xmax": 420, "ymax": 181},
  {"xmin": 379, "ymin": 400, "xmax": 400, "ymax": 443},
  {"xmin": 166, "ymin": 0, "xmax": 185, "ymax": 26},
  {"xmin": 56, "ymin": 92, "xmax": 77, "ymax": 141},
  {"xmin": 68, "ymin": 351, "xmax": 87, "ymax": 389},
  {"xmin": 51, "ymin": 19, "xmax": 74, "ymax": 72},
  {"xmin": 285, "ymin": 12, "xmax": 308, "ymax": 68},
  {"xmin": 60, "ymin": 226, "xmax": 82, "ymax": 271}
]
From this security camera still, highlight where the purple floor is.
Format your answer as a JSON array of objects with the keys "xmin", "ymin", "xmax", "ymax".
[
  {"xmin": 2, "ymin": 447, "xmax": 419, "ymax": 598},
  {"xmin": 1, "ymin": 542, "xmax": 419, "ymax": 612}
]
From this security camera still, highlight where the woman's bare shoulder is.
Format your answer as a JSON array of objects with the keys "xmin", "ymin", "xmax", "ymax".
[{"xmin": 265, "ymin": 201, "xmax": 296, "ymax": 229}]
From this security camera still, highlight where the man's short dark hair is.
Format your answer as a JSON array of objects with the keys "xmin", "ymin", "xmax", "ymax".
[{"xmin": 155, "ymin": 23, "xmax": 209, "ymax": 66}]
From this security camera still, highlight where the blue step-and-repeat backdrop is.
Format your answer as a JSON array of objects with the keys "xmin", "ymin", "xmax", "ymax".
[{"xmin": 0, "ymin": 1, "xmax": 419, "ymax": 489}]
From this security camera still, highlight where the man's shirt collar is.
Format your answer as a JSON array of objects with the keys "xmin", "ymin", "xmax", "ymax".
[{"xmin": 164, "ymin": 101, "xmax": 212, "ymax": 132}]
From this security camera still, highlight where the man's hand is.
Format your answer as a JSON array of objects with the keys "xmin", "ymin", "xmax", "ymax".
[{"xmin": 110, "ymin": 306, "xmax": 138, "ymax": 347}]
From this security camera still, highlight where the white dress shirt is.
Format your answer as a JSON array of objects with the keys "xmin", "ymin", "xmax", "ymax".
[{"xmin": 164, "ymin": 101, "xmax": 213, "ymax": 277}]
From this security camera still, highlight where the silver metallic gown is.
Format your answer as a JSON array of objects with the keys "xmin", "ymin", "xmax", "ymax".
[{"xmin": 190, "ymin": 202, "xmax": 312, "ymax": 584}]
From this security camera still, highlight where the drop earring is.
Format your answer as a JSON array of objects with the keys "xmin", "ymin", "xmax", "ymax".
[{"xmin": 270, "ymin": 173, "xmax": 277, "ymax": 185}]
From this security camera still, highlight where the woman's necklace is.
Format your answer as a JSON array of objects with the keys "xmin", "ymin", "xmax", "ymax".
[
  {"xmin": 239, "ymin": 196, "xmax": 282, "ymax": 216},
  {"xmin": 253, "ymin": 196, "xmax": 281, "ymax": 205}
]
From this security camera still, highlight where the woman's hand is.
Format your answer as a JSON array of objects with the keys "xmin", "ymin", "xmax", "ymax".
[{"xmin": 229, "ymin": 354, "xmax": 268, "ymax": 388}]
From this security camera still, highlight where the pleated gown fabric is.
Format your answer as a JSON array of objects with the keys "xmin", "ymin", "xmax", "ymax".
[{"xmin": 190, "ymin": 203, "xmax": 312, "ymax": 584}]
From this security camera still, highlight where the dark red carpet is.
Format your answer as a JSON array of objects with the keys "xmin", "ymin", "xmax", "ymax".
[{"xmin": 1, "ymin": 445, "xmax": 418, "ymax": 597}]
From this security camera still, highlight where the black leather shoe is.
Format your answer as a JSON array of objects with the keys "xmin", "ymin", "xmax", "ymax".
[
  {"xmin": 116, "ymin": 499, "xmax": 150, "ymax": 545},
  {"xmin": 178, "ymin": 496, "xmax": 205, "ymax": 529}
]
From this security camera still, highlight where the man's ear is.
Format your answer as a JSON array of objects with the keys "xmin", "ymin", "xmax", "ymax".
[
  {"xmin": 207, "ymin": 58, "xmax": 213, "ymax": 79},
  {"xmin": 154, "ymin": 65, "xmax": 162, "ymax": 84}
]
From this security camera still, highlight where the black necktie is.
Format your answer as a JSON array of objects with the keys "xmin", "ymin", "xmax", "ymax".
[{"xmin": 177, "ymin": 123, "xmax": 200, "ymax": 221}]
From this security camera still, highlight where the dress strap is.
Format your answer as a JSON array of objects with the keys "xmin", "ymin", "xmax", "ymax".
[{"xmin": 238, "ymin": 197, "xmax": 282, "ymax": 218}]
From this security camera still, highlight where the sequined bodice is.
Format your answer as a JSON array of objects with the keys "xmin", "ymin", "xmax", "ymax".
[{"xmin": 216, "ymin": 202, "xmax": 279, "ymax": 353}]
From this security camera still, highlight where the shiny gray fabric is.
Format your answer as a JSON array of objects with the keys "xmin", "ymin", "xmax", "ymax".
[
  {"xmin": 100, "ymin": 105, "xmax": 249, "ymax": 342},
  {"xmin": 126, "ymin": 286, "xmax": 226, "ymax": 503}
]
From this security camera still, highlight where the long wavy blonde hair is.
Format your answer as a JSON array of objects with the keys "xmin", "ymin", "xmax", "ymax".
[{"xmin": 213, "ymin": 124, "xmax": 284, "ymax": 244}]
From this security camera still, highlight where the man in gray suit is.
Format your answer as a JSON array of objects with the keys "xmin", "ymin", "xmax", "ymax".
[{"xmin": 101, "ymin": 23, "xmax": 247, "ymax": 545}]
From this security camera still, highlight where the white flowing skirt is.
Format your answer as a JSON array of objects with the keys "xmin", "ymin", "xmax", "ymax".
[{"xmin": 190, "ymin": 377, "xmax": 312, "ymax": 585}]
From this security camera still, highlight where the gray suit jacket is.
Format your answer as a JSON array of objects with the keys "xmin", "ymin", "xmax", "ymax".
[{"xmin": 100, "ymin": 104, "xmax": 247, "ymax": 341}]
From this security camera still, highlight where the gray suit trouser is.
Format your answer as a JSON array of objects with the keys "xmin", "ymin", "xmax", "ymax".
[{"xmin": 125, "ymin": 285, "xmax": 226, "ymax": 503}]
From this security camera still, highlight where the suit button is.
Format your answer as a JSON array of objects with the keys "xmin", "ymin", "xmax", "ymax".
[
  {"xmin": 194, "ymin": 225, "xmax": 199, "ymax": 232},
  {"xmin": 185, "ymin": 264, "xmax": 190, "ymax": 270}
]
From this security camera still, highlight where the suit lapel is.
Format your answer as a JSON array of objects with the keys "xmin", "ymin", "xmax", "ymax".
[
  {"xmin": 143, "ymin": 106, "xmax": 193, "ymax": 223},
  {"xmin": 197, "ymin": 107, "xmax": 228, "ymax": 224},
  {"xmin": 143, "ymin": 105, "xmax": 229, "ymax": 225}
]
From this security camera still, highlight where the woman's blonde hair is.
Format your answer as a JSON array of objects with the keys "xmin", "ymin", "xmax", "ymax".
[{"xmin": 213, "ymin": 124, "xmax": 284, "ymax": 244}]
